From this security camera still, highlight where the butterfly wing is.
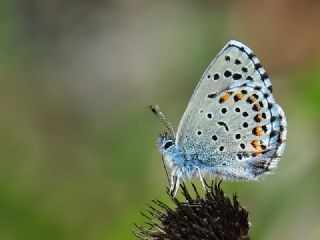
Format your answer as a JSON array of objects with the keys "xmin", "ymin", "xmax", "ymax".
[{"xmin": 175, "ymin": 40, "xmax": 287, "ymax": 179}]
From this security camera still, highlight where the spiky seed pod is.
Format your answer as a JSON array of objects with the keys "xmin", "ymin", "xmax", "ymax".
[{"xmin": 133, "ymin": 181, "xmax": 250, "ymax": 240}]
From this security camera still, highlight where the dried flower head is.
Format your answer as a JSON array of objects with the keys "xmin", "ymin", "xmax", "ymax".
[{"xmin": 133, "ymin": 181, "xmax": 250, "ymax": 240}]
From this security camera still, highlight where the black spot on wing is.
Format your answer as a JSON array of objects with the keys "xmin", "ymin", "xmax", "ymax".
[
  {"xmin": 224, "ymin": 70, "xmax": 232, "ymax": 78},
  {"xmin": 233, "ymin": 73, "xmax": 242, "ymax": 80},
  {"xmin": 218, "ymin": 122, "xmax": 229, "ymax": 131},
  {"xmin": 208, "ymin": 93, "xmax": 217, "ymax": 99},
  {"xmin": 235, "ymin": 59, "xmax": 241, "ymax": 65}
]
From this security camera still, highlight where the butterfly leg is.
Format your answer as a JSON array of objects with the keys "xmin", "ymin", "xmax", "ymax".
[
  {"xmin": 169, "ymin": 175, "xmax": 179, "ymax": 198},
  {"xmin": 198, "ymin": 168, "xmax": 206, "ymax": 190},
  {"xmin": 169, "ymin": 169, "xmax": 180, "ymax": 197},
  {"xmin": 172, "ymin": 177, "xmax": 179, "ymax": 197}
]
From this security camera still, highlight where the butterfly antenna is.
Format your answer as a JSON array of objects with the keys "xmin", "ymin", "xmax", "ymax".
[{"xmin": 150, "ymin": 105, "xmax": 176, "ymax": 137}]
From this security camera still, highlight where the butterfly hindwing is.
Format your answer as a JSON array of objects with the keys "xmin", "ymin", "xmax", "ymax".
[{"xmin": 175, "ymin": 40, "xmax": 287, "ymax": 179}]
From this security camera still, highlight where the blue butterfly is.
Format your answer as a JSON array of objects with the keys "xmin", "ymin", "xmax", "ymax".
[{"xmin": 151, "ymin": 40, "xmax": 287, "ymax": 196}]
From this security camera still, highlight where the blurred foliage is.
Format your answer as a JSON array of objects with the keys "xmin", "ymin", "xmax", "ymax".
[{"xmin": 0, "ymin": 1, "xmax": 320, "ymax": 240}]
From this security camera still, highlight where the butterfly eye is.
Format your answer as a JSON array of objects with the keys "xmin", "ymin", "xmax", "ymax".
[{"xmin": 163, "ymin": 141, "xmax": 174, "ymax": 150}]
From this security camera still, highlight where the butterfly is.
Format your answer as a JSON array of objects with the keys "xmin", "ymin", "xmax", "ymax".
[{"xmin": 151, "ymin": 40, "xmax": 287, "ymax": 197}]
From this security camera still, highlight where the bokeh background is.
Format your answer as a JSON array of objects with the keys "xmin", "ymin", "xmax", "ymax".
[{"xmin": 1, "ymin": 0, "xmax": 320, "ymax": 239}]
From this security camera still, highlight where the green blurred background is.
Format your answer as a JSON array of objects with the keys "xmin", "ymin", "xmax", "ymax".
[{"xmin": 1, "ymin": 0, "xmax": 320, "ymax": 239}]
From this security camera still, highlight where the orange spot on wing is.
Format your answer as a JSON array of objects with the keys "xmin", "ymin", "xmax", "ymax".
[
  {"xmin": 253, "ymin": 126, "xmax": 263, "ymax": 136},
  {"xmin": 251, "ymin": 139, "xmax": 263, "ymax": 157},
  {"xmin": 219, "ymin": 93, "xmax": 231, "ymax": 103},
  {"xmin": 249, "ymin": 96, "xmax": 256, "ymax": 102},
  {"xmin": 255, "ymin": 114, "xmax": 262, "ymax": 122},
  {"xmin": 251, "ymin": 139, "xmax": 262, "ymax": 151},
  {"xmin": 236, "ymin": 93, "xmax": 243, "ymax": 100},
  {"xmin": 254, "ymin": 103, "xmax": 261, "ymax": 111}
]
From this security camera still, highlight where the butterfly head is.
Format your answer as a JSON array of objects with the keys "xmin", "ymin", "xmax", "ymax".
[
  {"xmin": 158, "ymin": 133, "xmax": 182, "ymax": 168},
  {"xmin": 158, "ymin": 133, "xmax": 175, "ymax": 153}
]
